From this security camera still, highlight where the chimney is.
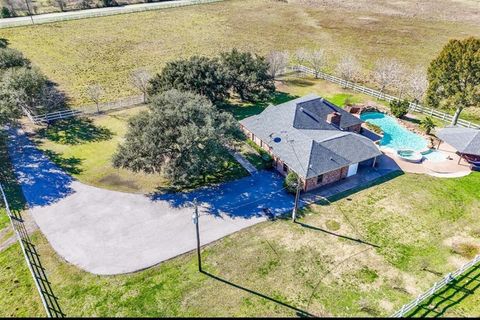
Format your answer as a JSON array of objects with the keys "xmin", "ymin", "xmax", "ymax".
[{"xmin": 326, "ymin": 112, "xmax": 342, "ymax": 127}]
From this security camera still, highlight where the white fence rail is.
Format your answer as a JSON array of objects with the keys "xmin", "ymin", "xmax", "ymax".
[
  {"xmin": 0, "ymin": 0, "xmax": 225, "ymax": 28},
  {"xmin": 290, "ymin": 65, "xmax": 480, "ymax": 129},
  {"xmin": 30, "ymin": 95, "xmax": 144, "ymax": 124},
  {"xmin": 392, "ymin": 254, "xmax": 480, "ymax": 317},
  {"xmin": 25, "ymin": 65, "xmax": 480, "ymax": 129}
]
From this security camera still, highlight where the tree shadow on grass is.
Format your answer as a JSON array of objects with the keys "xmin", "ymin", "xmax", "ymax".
[
  {"xmin": 41, "ymin": 150, "xmax": 83, "ymax": 175},
  {"xmin": 201, "ymin": 270, "xmax": 316, "ymax": 317},
  {"xmin": 403, "ymin": 115, "xmax": 421, "ymax": 125},
  {"xmin": 223, "ymin": 91, "xmax": 299, "ymax": 120},
  {"xmin": 37, "ymin": 117, "xmax": 113, "ymax": 145},
  {"xmin": 281, "ymin": 78, "xmax": 316, "ymax": 88},
  {"xmin": 407, "ymin": 263, "xmax": 480, "ymax": 318}
]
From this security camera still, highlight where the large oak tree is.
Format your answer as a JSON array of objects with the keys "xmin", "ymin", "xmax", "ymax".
[
  {"xmin": 113, "ymin": 90, "xmax": 239, "ymax": 185},
  {"xmin": 148, "ymin": 56, "xmax": 229, "ymax": 105},
  {"xmin": 426, "ymin": 37, "xmax": 480, "ymax": 125}
]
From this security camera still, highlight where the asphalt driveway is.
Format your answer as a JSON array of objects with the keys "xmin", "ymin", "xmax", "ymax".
[{"xmin": 7, "ymin": 128, "xmax": 294, "ymax": 275}]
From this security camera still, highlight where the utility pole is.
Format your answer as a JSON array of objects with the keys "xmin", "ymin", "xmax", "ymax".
[
  {"xmin": 24, "ymin": 0, "xmax": 35, "ymax": 25},
  {"xmin": 291, "ymin": 176, "xmax": 301, "ymax": 222},
  {"xmin": 192, "ymin": 199, "xmax": 202, "ymax": 272}
]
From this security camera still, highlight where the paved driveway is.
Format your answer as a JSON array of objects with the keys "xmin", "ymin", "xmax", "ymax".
[{"xmin": 7, "ymin": 128, "xmax": 294, "ymax": 275}]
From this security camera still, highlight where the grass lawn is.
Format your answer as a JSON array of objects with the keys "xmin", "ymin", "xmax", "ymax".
[
  {"xmin": 1, "ymin": 172, "xmax": 480, "ymax": 317},
  {"xmin": 0, "ymin": 0, "xmax": 478, "ymax": 105},
  {"xmin": 34, "ymin": 107, "xmax": 248, "ymax": 193}
]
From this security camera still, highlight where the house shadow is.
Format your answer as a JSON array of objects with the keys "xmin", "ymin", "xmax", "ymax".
[
  {"xmin": 6, "ymin": 128, "xmax": 75, "ymax": 208},
  {"xmin": 407, "ymin": 263, "xmax": 480, "ymax": 318},
  {"xmin": 322, "ymin": 170, "xmax": 404, "ymax": 205},
  {"xmin": 151, "ymin": 170, "xmax": 294, "ymax": 219},
  {"xmin": 361, "ymin": 127, "xmax": 382, "ymax": 142},
  {"xmin": 36, "ymin": 117, "xmax": 113, "ymax": 145},
  {"xmin": 201, "ymin": 270, "xmax": 316, "ymax": 317},
  {"xmin": 223, "ymin": 92, "xmax": 299, "ymax": 121}
]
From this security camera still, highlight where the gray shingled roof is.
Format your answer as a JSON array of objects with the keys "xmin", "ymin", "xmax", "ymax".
[
  {"xmin": 437, "ymin": 126, "xmax": 480, "ymax": 156},
  {"xmin": 240, "ymin": 94, "xmax": 382, "ymax": 179}
]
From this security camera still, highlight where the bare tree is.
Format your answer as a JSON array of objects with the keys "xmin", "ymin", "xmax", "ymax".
[
  {"xmin": 266, "ymin": 51, "xmax": 289, "ymax": 80},
  {"xmin": 294, "ymin": 48, "xmax": 308, "ymax": 66},
  {"xmin": 87, "ymin": 84, "xmax": 103, "ymax": 113},
  {"xmin": 407, "ymin": 67, "xmax": 428, "ymax": 104},
  {"xmin": 392, "ymin": 64, "xmax": 408, "ymax": 98},
  {"xmin": 50, "ymin": 0, "xmax": 66, "ymax": 11},
  {"xmin": 373, "ymin": 58, "xmax": 402, "ymax": 95},
  {"xmin": 335, "ymin": 55, "xmax": 361, "ymax": 87},
  {"xmin": 77, "ymin": 0, "xmax": 94, "ymax": 9},
  {"xmin": 41, "ymin": 86, "xmax": 66, "ymax": 113},
  {"xmin": 130, "ymin": 69, "xmax": 151, "ymax": 103},
  {"xmin": 304, "ymin": 49, "xmax": 326, "ymax": 79}
]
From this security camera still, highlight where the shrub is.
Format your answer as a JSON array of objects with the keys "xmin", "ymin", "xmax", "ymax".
[
  {"xmin": 420, "ymin": 116, "xmax": 436, "ymax": 135},
  {"xmin": 102, "ymin": 0, "xmax": 118, "ymax": 7},
  {"xmin": 284, "ymin": 171, "xmax": 299, "ymax": 194},
  {"xmin": 246, "ymin": 139, "xmax": 273, "ymax": 168},
  {"xmin": 0, "ymin": 48, "xmax": 30, "ymax": 69},
  {"xmin": 1, "ymin": 6, "xmax": 12, "ymax": 18},
  {"xmin": 451, "ymin": 242, "xmax": 479, "ymax": 259},
  {"xmin": 389, "ymin": 99, "xmax": 409, "ymax": 118}
]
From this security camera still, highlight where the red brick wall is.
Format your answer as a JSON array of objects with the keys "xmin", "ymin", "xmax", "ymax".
[{"xmin": 304, "ymin": 166, "xmax": 349, "ymax": 192}]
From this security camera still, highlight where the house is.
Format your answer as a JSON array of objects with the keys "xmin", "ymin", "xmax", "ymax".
[{"xmin": 239, "ymin": 94, "xmax": 382, "ymax": 192}]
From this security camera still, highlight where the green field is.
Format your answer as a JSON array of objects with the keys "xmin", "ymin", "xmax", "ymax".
[
  {"xmin": 1, "ymin": 0, "xmax": 479, "ymax": 105},
  {"xmin": 1, "ymin": 171, "xmax": 480, "ymax": 317}
]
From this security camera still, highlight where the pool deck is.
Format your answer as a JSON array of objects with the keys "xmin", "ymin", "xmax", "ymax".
[{"xmin": 378, "ymin": 142, "xmax": 472, "ymax": 178}]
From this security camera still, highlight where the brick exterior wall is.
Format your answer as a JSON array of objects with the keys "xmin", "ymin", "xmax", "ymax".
[{"xmin": 304, "ymin": 166, "xmax": 349, "ymax": 192}]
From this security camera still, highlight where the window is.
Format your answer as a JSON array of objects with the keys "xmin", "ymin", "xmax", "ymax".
[
  {"xmin": 316, "ymin": 174, "xmax": 324, "ymax": 185},
  {"xmin": 283, "ymin": 163, "xmax": 289, "ymax": 173}
]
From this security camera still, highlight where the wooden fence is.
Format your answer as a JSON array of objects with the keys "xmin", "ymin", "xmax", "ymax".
[
  {"xmin": 391, "ymin": 254, "xmax": 480, "ymax": 317},
  {"xmin": 290, "ymin": 65, "xmax": 480, "ymax": 129},
  {"xmin": 0, "ymin": 184, "xmax": 65, "ymax": 317}
]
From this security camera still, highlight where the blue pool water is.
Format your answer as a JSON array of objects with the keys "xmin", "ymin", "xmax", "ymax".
[{"xmin": 360, "ymin": 112, "xmax": 428, "ymax": 151}]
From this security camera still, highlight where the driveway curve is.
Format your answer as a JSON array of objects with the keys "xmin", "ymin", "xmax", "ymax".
[{"xmin": 7, "ymin": 128, "xmax": 294, "ymax": 275}]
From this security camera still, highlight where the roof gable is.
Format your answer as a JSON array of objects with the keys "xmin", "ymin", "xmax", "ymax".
[{"xmin": 240, "ymin": 94, "xmax": 382, "ymax": 178}]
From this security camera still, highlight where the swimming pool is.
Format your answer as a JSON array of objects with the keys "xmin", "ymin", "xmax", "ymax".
[
  {"xmin": 360, "ymin": 112, "xmax": 448, "ymax": 163},
  {"xmin": 360, "ymin": 112, "xmax": 428, "ymax": 151}
]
